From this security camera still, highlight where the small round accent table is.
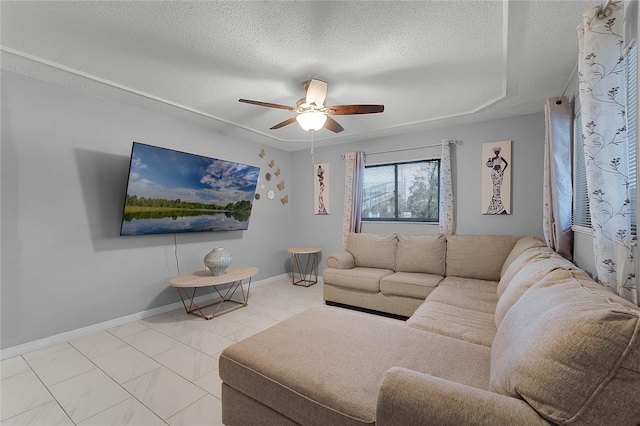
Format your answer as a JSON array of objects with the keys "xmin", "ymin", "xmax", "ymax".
[
  {"xmin": 287, "ymin": 246, "xmax": 321, "ymax": 287},
  {"xmin": 170, "ymin": 265, "xmax": 258, "ymax": 320}
]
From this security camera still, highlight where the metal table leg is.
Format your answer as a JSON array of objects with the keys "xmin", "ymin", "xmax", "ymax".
[
  {"xmin": 176, "ymin": 277, "xmax": 252, "ymax": 320},
  {"xmin": 291, "ymin": 252, "xmax": 318, "ymax": 287}
]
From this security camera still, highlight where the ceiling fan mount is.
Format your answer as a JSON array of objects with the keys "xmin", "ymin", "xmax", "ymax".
[
  {"xmin": 239, "ymin": 79, "xmax": 384, "ymax": 133},
  {"xmin": 295, "ymin": 97, "xmax": 325, "ymax": 112}
]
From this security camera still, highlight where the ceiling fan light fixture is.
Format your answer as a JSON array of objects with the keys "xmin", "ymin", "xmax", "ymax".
[{"xmin": 296, "ymin": 111, "xmax": 327, "ymax": 131}]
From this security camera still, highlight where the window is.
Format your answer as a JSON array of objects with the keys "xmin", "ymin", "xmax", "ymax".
[
  {"xmin": 362, "ymin": 159, "xmax": 440, "ymax": 222},
  {"xmin": 573, "ymin": 41, "xmax": 637, "ymax": 233}
]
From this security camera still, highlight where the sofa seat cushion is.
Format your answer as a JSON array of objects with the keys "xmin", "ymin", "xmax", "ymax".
[
  {"xmin": 491, "ymin": 272, "xmax": 640, "ymax": 425},
  {"xmin": 219, "ymin": 308, "xmax": 492, "ymax": 426},
  {"xmin": 407, "ymin": 301, "xmax": 496, "ymax": 347},
  {"xmin": 380, "ymin": 272, "xmax": 443, "ymax": 299},
  {"xmin": 322, "ymin": 267, "xmax": 393, "ymax": 292},
  {"xmin": 438, "ymin": 276, "xmax": 499, "ymax": 294},
  {"xmin": 426, "ymin": 285, "xmax": 498, "ymax": 314},
  {"xmin": 347, "ymin": 233, "xmax": 398, "ymax": 270},
  {"xmin": 445, "ymin": 235, "xmax": 520, "ymax": 281},
  {"xmin": 395, "ymin": 234, "xmax": 446, "ymax": 275}
]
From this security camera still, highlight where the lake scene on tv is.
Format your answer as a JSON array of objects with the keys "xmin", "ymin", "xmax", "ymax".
[{"xmin": 120, "ymin": 143, "xmax": 260, "ymax": 236}]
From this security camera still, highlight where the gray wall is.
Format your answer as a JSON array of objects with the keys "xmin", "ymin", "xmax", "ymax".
[
  {"xmin": 1, "ymin": 69, "xmax": 548, "ymax": 351},
  {"xmin": 1, "ymin": 71, "xmax": 293, "ymax": 349},
  {"xmin": 291, "ymin": 112, "xmax": 546, "ymax": 273}
]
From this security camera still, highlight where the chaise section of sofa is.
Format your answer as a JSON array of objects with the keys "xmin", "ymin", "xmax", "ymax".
[{"xmin": 219, "ymin": 307, "xmax": 494, "ymax": 426}]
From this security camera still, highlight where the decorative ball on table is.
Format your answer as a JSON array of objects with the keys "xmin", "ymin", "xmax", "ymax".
[{"xmin": 204, "ymin": 247, "xmax": 233, "ymax": 276}]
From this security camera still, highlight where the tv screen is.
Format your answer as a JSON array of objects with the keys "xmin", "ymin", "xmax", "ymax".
[{"xmin": 120, "ymin": 142, "xmax": 260, "ymax": 236}]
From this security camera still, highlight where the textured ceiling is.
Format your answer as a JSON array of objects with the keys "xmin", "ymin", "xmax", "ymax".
[{"xmin": 1, "ymin": 1, "xmax": 596, "ymax": 151}]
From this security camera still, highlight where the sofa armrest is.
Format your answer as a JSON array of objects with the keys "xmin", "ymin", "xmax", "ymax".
[
  {"xmin": 325, "ymin": 251, "xmax": 355, "ymax": 269},
  {"xmin": 377, "ymin": 367, "xmax": 550, "ymax": 426}
]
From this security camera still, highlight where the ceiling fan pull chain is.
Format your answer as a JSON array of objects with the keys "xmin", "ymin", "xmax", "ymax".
[{"xmin": 310, "ymin": 130, "xmax": 315, "ymax": 163}]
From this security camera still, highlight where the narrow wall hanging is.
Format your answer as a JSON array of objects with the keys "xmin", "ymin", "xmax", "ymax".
[
  {"xmin": 314, "ymin": 163, "xmax": 330, "ymax": 214},
  {"xmin": 481, "ymin": 140, "xmax": 511, "ymax": 215}
]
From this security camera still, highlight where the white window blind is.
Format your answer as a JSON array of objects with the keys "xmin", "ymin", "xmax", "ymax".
[
  {"xmin": 573, "ymin": 41, "xmax": 637, "ymax": 234},
  {"xmin": 573, "ymin": 110, "xmax": 591, "ymax": 229},
  {"xmin": 627, "ymin": 42, "xmax": 637, "ymax": 234}
]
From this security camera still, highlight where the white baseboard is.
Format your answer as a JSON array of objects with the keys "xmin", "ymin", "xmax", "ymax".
[{"xmin": 0, "ymin": 273, "xmax": 289, "ymax": 360}]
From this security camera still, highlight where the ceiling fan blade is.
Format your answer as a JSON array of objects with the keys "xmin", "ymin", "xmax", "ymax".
[
  {"xmin": 323, "ymin": 116, "xmax": 344, "ymax": 133},
  {"xmin": 304, "ymin": 79, "xmax": 328, "ymax": 107},
  {"xmin": 239, "ymin": 99, "xmax": 294, "ymax": 111},
  {"xmin": 270, "ymin": 117, "xmax": 297, "ymax": 130},
  {"xmin": 328, "ymin": 104, "xmax": 385, "ymax": 115}
]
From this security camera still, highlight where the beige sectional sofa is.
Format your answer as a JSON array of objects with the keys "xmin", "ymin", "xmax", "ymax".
[{"xmin": 219, "ymin": 233, "xmax": 640, "ymax": 425}]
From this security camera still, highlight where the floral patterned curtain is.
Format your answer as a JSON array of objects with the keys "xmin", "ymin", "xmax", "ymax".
[
  {"xmin": 342, "ymin": 151, "xmax": 365, "ymax": 249},
  {"xmin": 439, "ymin": 139, "xmax": 455, "ymax": 235},
  {"xmin": 578, "ymin": 1, "xmax": 638, "ymax": 304},
  {"xmin": 543, "ymin": 97, "xmax": 573, "ymax": 260}
]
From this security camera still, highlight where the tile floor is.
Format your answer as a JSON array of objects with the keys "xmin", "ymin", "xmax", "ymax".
[{"xmin": 0, "ymin": 277, "xmax": 338, "ymax": 425}]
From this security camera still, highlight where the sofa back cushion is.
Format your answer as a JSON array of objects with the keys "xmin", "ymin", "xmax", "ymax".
[
  {"xmin": 495, "ymin": 261, "xmax": 580, "ymax": 327},
  {"xmin": 496, "ymin": 246, "xmax": 555, "ymax": 299},
  {"xmin": 445, "ymin": 235, "xmax": 519, "ymax": 281},
  {"xmin": 490, "ymin": 273, "xmax": 640, "ymax": 425},
  {"xmin": 499, "ymin": 237, "xmax": 547, "ymax": 279},
  {"xmin": 395, "ymin": 234, "xmax": 446, "ymax": 275},
  {"xmin": 346, "ymin": 233, "xmax": 398, "ymax": 270}
]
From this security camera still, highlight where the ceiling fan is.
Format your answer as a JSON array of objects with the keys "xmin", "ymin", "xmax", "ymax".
[{"xmin": 239, "ymin": 79, "xmax": 384, "ymax": 133}]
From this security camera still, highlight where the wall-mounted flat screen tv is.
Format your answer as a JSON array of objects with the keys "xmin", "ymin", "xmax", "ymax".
[{"xmin": 120, "ymin": 142, "xmax": 260, "ymax": 236}]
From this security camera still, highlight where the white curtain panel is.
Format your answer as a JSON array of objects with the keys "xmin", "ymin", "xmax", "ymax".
[
  {"xmin": 578, "ymin": 1, "xmax": 638, "ymax": 304},
  {"xmin": 543, "ymin": 97, "xmax": 573, "ymax": 260},
  {"xmin": 439, "ymin": 139, "xmax": 455, "ymax": 235},
  {"xmin": 342, "ymin": 151, "xmax": 365, "ymax": 249}
]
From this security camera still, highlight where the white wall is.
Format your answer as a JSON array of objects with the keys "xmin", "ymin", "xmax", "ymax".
[
  {"xmin": 1, "ymin": 71, "xmax": 293, "ymax": 349},
  {"xmin": 290, "ymin": 112, "xmax": 546, "ymax": 272}
]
